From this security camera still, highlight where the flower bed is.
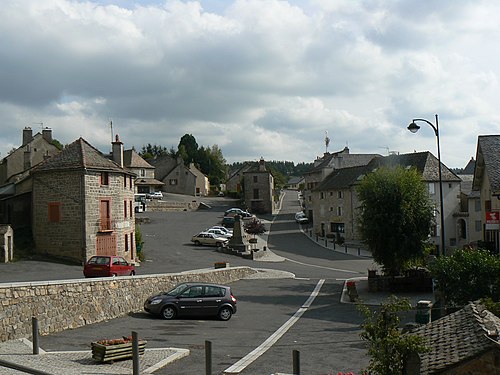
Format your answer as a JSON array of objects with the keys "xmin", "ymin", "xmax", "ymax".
[{"xmin": 91, "ymin": 336, "xmax": 147, "ymax": 363}]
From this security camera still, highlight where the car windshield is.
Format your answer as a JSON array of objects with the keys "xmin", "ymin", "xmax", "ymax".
[{"xmin": 164, "ymin": 283, "xmax": 189, "ymax": 296}]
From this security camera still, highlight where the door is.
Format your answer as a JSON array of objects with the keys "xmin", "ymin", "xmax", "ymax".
[
  {"xmin": 177, "ymin": 285, "xmax": 205, "ymax": 316},
  {"xmin": 200, "ymin": 285, "xmax": 225, "ymax": 315},
  {"xmin": 100, "ymin": 199, "xmax": 112, "ymax": 231},
  {"xmin": 96, "ymin": 233, "xmax": 117, "ymax": 256}
]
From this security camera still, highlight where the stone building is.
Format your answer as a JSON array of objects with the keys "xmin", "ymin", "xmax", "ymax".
[
  {"xmin": 149, "ymin": 155, "xmax": 208, "ymax": 196},
  {"xmin": 122, "ymin": 149, "xmax": 163, "ymax": 195},
  {"xmin": 243, "ymin": 158, "xmax": 274, "ymax": 214},
  {"xmin": 225, "ymin": 162, "xmax": 253, "ymax": 194},
  {"xmin": 311, "ymin": 152, "xmax": 461, "ymax": 255},
  {"xmin": 31, "ymin": 136, "xmax": 136, "ymax": 263},
  {"xmin": 0, "ymin": 127, "xmax": 60, "ymax": 185}
]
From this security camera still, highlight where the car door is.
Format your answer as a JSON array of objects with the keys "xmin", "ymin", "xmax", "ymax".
[
  {"xmin": 177, "ymin": 285, "xmax": 205, "ymax": 316},
  {"xmin": 200, "ymin": 286, "xmax": 225, "ymax": 315}
]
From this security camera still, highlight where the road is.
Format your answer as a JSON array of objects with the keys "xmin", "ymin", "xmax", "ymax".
[{"xmin": 0, "ymin": 190, "xmax": 377, "ymax": 374}]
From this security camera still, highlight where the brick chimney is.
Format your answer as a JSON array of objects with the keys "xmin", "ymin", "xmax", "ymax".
[
  {"xmin": 22, "ymin": 127, "xmax": 33, "ymax": 145},
  {"xmin": 42, "ymin": 127, "xmax": 52, "ymax": 143},
  {"xmin": 112, "ymin": 134, "xmax": 124, "ymax": 168}
]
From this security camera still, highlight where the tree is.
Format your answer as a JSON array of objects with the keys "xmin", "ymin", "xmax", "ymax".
[
  {"xmin": 244, "ymin": 217, "xmax": 267, "ymax": 239},
  {"xmin": 429, "ymin": 247, "xmax": 500, "ymax": 310},
  {"xmin": 178, "ymin": 134, "xmax": 198, "ymax": 164},
  {"xmin": 357, "ymin": 166, "xmax": 434, "ymax": 276},
  {"xmin": 358, "ymin": 296, "xmax": 429, "ymax": 375}
]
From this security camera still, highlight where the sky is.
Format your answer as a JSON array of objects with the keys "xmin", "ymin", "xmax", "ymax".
[{"xmin": 1, "ymin": 0, "xmax": 499, "ymax": 168}]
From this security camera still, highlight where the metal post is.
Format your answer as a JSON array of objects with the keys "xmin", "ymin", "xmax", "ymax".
[
  {"xmin": 292, "ymin": 349, "xmax": 300, "ymax": 375},
  {"xmin": 345, "ymin": 244, "xmax": 348, "ymax": 253},
  {"xmin": 324, "ymin": 237, "xmax": 327, "ymax": 247},
  {"xmin": 358, "ymin": 247, "xmax": 360, "ymax": 256},
  {"xmin": 434, "ymin": 114, "xmax": 446, "ymax": 256},
  {"xmin": 205, "ymin": 340, "xmax": 212, "ymax": 375},
  {"xmin": 132, "ymin": 331, "xmax": 139, "ymax": 375},
  {"xmin": 32, "ymin": 317, "xmax": 39, "ymax": 355}
]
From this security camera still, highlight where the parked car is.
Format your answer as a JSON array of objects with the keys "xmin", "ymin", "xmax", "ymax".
[
  {"xmin": 221, "ymin": 216, "xmax": 236, "ymax": 228},
  {"xmin": 224, "ymin": 208, "xmax": 253, "ymax": 219},
  {"xmin": 295, "ymin": 212, "xmax": 309, "ymax": 224},
  {"xmin": 144, "ymin": 282, "xmax": 237, "ymax": 321},
  {"xmin": 191, "ymin": 232, "xmax": 229, "ymax": 247},
  {"xmin": 210, "ymin": 225, "xmax": 233, "ymax": 235},
  {"xmin": 148, "ymin": 191, "xmax": 163, "ymax": 199},
  {"xmin": 83, "ymin": 255, "xmax": 136, "ymax": 278},
  {"xmin": 205, "ymin": 228, "xmax": 232, "ymax": 238}
]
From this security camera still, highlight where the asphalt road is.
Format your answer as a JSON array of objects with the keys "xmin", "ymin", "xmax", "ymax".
[{"xmin": 0, "ymin": 191, "xmax": 377, "ymax": 374}]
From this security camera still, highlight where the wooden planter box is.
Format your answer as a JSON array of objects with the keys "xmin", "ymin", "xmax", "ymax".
[
  {"xmin": 214, "ymin": 261, "xmax": 229, "ymax": 269},
  {"xmin": 91, "ymin": 340, "xmax": 147, "ymax": 363}
]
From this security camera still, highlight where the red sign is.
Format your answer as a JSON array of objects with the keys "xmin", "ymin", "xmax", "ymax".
[{"xmin": 486, "ymin": 211, "xmax": 500, "ymax": 224}]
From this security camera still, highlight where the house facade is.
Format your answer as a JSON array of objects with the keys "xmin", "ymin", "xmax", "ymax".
[
  {"xmin": 189, "ymin": 163, "xmax": 210, "ymax": 196},
  {"xmin": 311, "ymin": 152, "xmax": 462, "ymax": 254},
  {"xmin": 472, "ymin": 135, "xmax": 500, "ymax": 252},
  {"xmin": 243, "ymin": 158, "xmax": 274, "ymax": 214},
  {"xmin": 226, "ymin": 162, "xmax": 253, "ymax": 194},
  {"xmin": 31, "ymin": 136, "xmax": 136, "ymax": 263},
  {"xmin": 122, "ymin": 149, "xmax": 163, "ymax": 195},
  {"xmin": 0, "ymin": 127, "xmax": 60, "ymax": 185}
]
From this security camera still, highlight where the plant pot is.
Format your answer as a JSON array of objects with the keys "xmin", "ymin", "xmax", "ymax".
[
  {"xmin": 249, "ymin": 238, "xmax": 258, "ymax": 243},
  {"xmin": 91, "ymin": 340, "xmax": 147, "ymax": 363}
]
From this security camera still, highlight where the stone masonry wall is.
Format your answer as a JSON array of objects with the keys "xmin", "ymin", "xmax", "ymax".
[{"xmin": 0, "ymin": 267, "xmax": 256, "ymax": 342}]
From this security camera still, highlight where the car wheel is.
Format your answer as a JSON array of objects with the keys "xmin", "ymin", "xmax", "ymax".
[
  {"xmin": 216, "ymin": 242, "xmax": 223, "ymax": 247},
  {"xmin": 218, "ymin": 307, "xmax": 232, "ymax": 321},
  {"xmin": 130, "ymin": 270, "xmax": 135, "ymax": 276},
  {"xmin": 161, "ymin": 306, "xmax": 176, "ymax": 320},
  {"xmin": 194, "ymin": 240, "xmax": 201, "ymax": 246},
  {"xmin": 111, "ymin": 273, "xmax": 117, "ymax": 277}
]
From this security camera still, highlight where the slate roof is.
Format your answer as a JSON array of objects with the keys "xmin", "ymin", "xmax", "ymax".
[
  {"xmin": 371, "ymin": 152, "xmax": 460, "ymax": 182},
  {"xmin": 305, "ymin": 148, "xmax": 380, "ymax": 174},
  {"xmin": 474, "ymin": 135, "xmax": 500, "ymax": 191},
  {"xmin": 314, "ymin": 165, "xmax": 369, "ymax": 191},
  {"xmin": 462, "ymin": 157, "xmax": 476, "ymax": 175},
  {"xmin": 32, "ymin": 138, "xmax": 129, "ymax": 174},
  {"xmin": 409, "ymin": 302, "xmax": 500, "ymax": 375},
  {"xmin": 123, "ymin": 149, "xmax": 154, "ymax": 169}
]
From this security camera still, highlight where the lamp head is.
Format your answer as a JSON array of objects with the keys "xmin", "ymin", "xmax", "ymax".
[{"xmin": 407, "ymin": 121, "xmax": 420, "ymax": 133}]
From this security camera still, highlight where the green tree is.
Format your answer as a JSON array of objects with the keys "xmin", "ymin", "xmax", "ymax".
[
  {"xmin": 429, "ymin": 248, "xmax": 500, "ymax": 309},
  {"xmin": 178, "ymin": 134, "xmax": 198, "ymax": 164},
  {"xmin": 244, "ymin": 217, "xmax": 267, "ymax": 239},
  {"xmin": 357, "ymin": 166, "xmax": 434, "ymax": 276},
  {"xmin": 359, "ymin": 296, "xmax": 429, "ymax": 375},
  {"xmin": 139, "ymin": 143, "xmax": 169, "ymax": 159}
]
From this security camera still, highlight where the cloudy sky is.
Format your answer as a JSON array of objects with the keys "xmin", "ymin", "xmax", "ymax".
[{"xmin": 1, "ymin": 0, "xmax": 499, "ymax": 168}]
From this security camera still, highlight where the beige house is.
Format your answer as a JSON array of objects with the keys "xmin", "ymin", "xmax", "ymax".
[
  {"xmin": 472, "ymin": 135, "xmax": 500, "ymax": 252},
  {"xmin": 312, "ymin": 152, "xmax": 461, "ymax": 255},
  {"xmin": 122, "ymin": 149, "xmax": 163, "ymax": 195},
  {"xmin": 0, "ymin": 127, "xmax": 60, "ymax": 185},
  {"xmin": 31, "ymin": 136, "xmax": 136, "ymax": 263},
  {"xmin": 225, "ymin": 162, "xmax": 253, "ymax": 194},
  {"xmin": 243, "ymin": 158, "xmax": 274, "ymax": 214},
  {"xmin": 189, "ymin": 163, "xmax": 210, "ymax": 196}
]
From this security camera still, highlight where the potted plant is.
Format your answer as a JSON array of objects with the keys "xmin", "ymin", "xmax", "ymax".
[{"xmin": 91, "ymin": 336, "xmax": 147, "ymax": 363}]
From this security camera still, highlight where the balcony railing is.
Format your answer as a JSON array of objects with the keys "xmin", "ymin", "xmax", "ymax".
[{"xmin": 99, "ymin": 218, "xmax": 114, "ymax": 232}]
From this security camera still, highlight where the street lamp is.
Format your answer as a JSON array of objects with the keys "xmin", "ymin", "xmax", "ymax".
[{"xmin": 407, "ymin": 114, "xmax": 446, "ymax": 256}]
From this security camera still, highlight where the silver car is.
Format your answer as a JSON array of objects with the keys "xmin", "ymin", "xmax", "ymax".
[{"xmin": 191, "ymin": 232, "xmax": 229, "ymax": 247}]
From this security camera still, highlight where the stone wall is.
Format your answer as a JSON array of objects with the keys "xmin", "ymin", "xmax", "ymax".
[{"xmin": 0, "ymin": 266, "xmax": 256, "ymax": 342}]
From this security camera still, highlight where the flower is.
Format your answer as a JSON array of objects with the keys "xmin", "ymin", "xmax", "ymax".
[{"xmin": 96, "ymin": 336, "xmax": 133, "ymax": 346}]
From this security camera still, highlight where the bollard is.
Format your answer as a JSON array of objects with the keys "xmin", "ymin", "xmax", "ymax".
[
  {"xmin": 132, "ymin": 331, "xmax": 139, "ymax": 375},
  {"xmin": 292, "ymin": 349, "xmax": 300, "ymax": 375},
  {"xmin": 32, "ymin": 317, "xmax": 39, "ymax": 355},
  {"xmin": 325, "ymin": 238, "xmax": 327, "ymax": 247},
  {"xmin": 333, "ymin": 241, "xmax": 336, "ymax": 250},
  {"xmin": 316, "ymin": 234, "xmax": 318, "ymax": 241},
  {"xmin": 205, "ymin": 340, "xmax": 212, "ymax": 375},
  {"xmin": 358, "ymin": 247, "xmax": 360, "ymax": 256},
  {"xmin": 345, "ymin": 244, "xmax": 348, "ymax": 253}
]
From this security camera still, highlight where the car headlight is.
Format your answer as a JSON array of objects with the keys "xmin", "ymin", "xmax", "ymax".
[{"xmin": 149, "ymin": 299, "xmax": 162, "ymax": 305}]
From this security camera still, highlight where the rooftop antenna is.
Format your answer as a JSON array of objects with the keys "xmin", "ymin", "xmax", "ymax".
[
  {"xmin": 32, "ymin": 122, "xmax": 43, "ymax": 131},
  {"xmin": 109, "ymin": 120, "xmax": 113, "ymax": 144},
  {"xmin": 325, "ymin": 131, "xmax": 330, "ymax": 153},
  {"xmin": 379, "ymin": 146, "xmax": 390, "ymax": 155}
]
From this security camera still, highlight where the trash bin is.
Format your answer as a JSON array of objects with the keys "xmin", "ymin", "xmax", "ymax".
[{"xmin": 415, "ymin": 300, "xmax": 432, "ymax": 324}]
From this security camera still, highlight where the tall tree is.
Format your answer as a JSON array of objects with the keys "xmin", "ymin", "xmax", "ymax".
[
  {"xmin": 357, "ymin": 166, "xmax": 434, "ymax": 276},
  {"xmin": 178, "ymin": 134, "xmax": 198, "ymax": 164}
]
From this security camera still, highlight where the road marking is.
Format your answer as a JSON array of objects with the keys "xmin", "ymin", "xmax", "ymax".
[
  {"xmin": 285, "ymin": 258, "xmax": 361, "ymax": 274},
  {"xmin": 223, "ymin": 279, "xmax": 325, "ymax": 374}
]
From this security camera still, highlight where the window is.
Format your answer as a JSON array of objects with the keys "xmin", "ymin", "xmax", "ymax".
[
  {"xmin": 337, "ymin": 191, "xmax": 343, "ymax": 199},
  {"xmin": 253, "ymin": 189, "xmax": 259, "ymax": 199},
  {"xmin": 130, "ymin": 233, "xmax": 134, "ymax": 254},
  {"xmin": 330, "ymin": 191, "xmax": 333, "ymax": 196},
  {"xmin": 129, "ymin": 176, "xmax": 133, "ymax": 189},
  {"xmin": 48, "ymin": 202, "xmax": 61, "ymax": 222},
  {"xmin": 475, "ymin": 220, "xmax": 482, "ymax": 232},
  {"xmin": 330, "ymin": 223, "xmax": 345, "ymax": 233},
  {"xmin": 253, "ymin": 176, "xmax": 258, "ymax": 183},
  {"xmin": 475, "ymin": 199, "xmax": 481, "ymax": 212},
  {"xmin": 140, "ymin": 169, "xmax": 146, "ymax": 177},
  {"xmin": 320, "ymin": 192, "xmax": 324, "ymax": 199},
  {"xmin": 125, "ymin": 234, "xmax": 129, "ymax": 252},
  {"xmin": 124, "ymin": 175, "xmax": 127, "ymax": 188},
  {"xmin": 485, "ymin": 200, "xmax": 492, "ymax": 211},
  {"xmin": 129, "ymin": 201, "xmax": 133, "ymax": 217},
  {"xmin": 100, "ymin": 172, "xmax": 109, "ymax": 185},
  {"xmin": 170, "ymin": 179, "xmax": 178, "ymax": 185},
  {"xmin": 124, "ymin": 200, "xmax": 127, "ymax": 218},
  {"xmin": 337, "ymin": 206, "xmax": 342, "ymax": 216},
  {"xmin": 329, "ymin": 207, "xmax": 333, "ymax": 212},
  {"xmin": 428, "ymin": 183, "xmax": 435, "ymax": 195}
]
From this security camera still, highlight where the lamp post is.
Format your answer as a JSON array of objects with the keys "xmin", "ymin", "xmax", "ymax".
[{"xmin": 407, "ymin": 114, "xmax": 446, "ymax": 256}]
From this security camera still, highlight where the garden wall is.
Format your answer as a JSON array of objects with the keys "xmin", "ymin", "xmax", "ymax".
[{"xmin": 0, "ymin": 266, "xmax": 256, "ymax": 342}]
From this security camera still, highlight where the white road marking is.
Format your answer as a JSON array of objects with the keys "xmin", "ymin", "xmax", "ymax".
[
  {"xmin": 222, "ymin": 279, "xmax": 325, "ymax": 374},
  {"xmin": 285, "ymin": 257, "xmax": 361, "ymax": 274}
]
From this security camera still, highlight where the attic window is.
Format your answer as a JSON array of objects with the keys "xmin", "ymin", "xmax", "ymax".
[{"xmin": 100, "ymin": 172, "xmax": 109, "ymax": 185}]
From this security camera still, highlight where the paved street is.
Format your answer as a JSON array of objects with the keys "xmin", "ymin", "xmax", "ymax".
[{"xmin": 0, "ymin": 190, "xmax": 380, "ymax": 374}]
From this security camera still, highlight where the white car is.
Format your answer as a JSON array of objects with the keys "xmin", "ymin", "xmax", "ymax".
[
  {"xmin": 191, "ymin": 232, "xmax": 229, "ymax": 247},
  {"xmin": 205, "ymin": 228, "xmax": 232, "ymax": 239},
  {"xmin": 210, "ymin": 226, "xmax": 233, "ymax": 235},
  {"xmin": 148, "ymin": 191, "xmax": 163, "ymax": 199},
  {"xmin": 295, "ymin": 212, "xmax": 309, "ymax": 224}
]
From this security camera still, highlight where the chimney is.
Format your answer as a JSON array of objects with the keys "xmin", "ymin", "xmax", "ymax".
[
  {"xmin": 259, "ymin": 157, "xmax": 266, "ymax": 172},
  {"xmin": 22, "ymin": 127, "xmax": 33, "ymax": 145},
  {"xmin": 24, "ymin": 144, "xmax": 31, "ymax": 170},
  {"xmin": 112, "ymin": 134, "xmax": 124, "ymax": 168},
  {"xmin": 42, "ymin": 127, "xmax": 52, "ymax": 143}
]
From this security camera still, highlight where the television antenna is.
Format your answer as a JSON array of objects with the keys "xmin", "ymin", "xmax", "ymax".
[{"xmin": 325, "ymin": 131, "xmax": 330, "ymax": 153}]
